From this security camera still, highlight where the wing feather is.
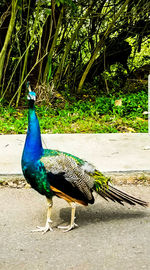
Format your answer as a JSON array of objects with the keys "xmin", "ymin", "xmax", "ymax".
[{"xmin": 41, "ymin": 153, "xmax": 94, "ymax": 201}]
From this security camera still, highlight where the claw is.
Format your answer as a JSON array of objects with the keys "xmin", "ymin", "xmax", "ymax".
[
  {"xmin": 31, "ymin": 218, "xmax": 53, "ymax": 234},
  {"xmin": 58, "ymin": 222, "xmax": 78, "ymax": 232}
]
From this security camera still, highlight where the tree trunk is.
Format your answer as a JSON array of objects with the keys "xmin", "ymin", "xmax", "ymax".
[
  {"xmin": 0, "ymin": 0, "xmax": 17, "ymax": 86},
  {"xmin": 53, "ymin": 2, "xmax": 94, "ymax": 87},
  {"xmin": 77, "ymin": 0, "xmax": 130, "ymax": 93},
  {"xmin": 43, "ymin": 6, "xmax": 64, "ymax": 83}
]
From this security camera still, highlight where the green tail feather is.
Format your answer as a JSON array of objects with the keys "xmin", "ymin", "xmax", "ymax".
[{"xmin": 92, "ymin": 170, "xmax": 110, "ymax": 192}]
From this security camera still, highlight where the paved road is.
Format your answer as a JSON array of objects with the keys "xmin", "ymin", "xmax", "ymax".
[{"xmin": 0, "ymin": 186, "xmax": 150, "ymax": 270}]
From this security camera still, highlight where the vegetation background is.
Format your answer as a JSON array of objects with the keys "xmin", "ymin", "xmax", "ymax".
[{"xmin": 0, "ymin": 0, "xmax": 150, "ymax": 134}]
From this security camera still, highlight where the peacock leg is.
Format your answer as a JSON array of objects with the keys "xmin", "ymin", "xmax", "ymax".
[
  {"xmin": 58, "ymin": 202, "xmax": 78, "ymax": 232},
  {"xmin": 31, "ymin": 198, "xmax": 53, "ymax": 233}
]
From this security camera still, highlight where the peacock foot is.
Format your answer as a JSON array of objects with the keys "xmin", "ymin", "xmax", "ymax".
[
  {"xmin": 57, "ymin": 222, "xmax": 78, "ymax": 232},
  {"xmin": 31, "ymin": 218, "xmax": 53, "ymax": 234}
]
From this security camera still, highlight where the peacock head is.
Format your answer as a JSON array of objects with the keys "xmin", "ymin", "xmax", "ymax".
[
  {"xmin": 27, "ymin": 91, "xmax": 36, "ymax": 101},
  {"xmin": 27, "ymin": 83, "xmax": 36, "ymax": 109},
  {"xmin": 27, "ymin": 82, "xmax": 36, "ymax": 101},
  {"xmin": 26, "ymin": 82, "xmax": 37, "ymax": 109}
]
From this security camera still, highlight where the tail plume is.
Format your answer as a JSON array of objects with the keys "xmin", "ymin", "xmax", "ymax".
[{"xmin": 95, "ymin": 184, "xmax": 148, "ymax": 207}]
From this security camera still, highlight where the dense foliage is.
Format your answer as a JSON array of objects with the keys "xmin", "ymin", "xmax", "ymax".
[{"xmin": 0, "ymin": 0, "xmax": 150, "ymax": 106}]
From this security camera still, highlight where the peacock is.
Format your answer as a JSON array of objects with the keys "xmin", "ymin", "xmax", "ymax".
[{"xmin": 21, "ymin": 86, "xmax": 148, "ymax": 233}]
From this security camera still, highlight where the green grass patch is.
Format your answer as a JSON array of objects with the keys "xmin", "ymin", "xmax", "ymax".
[{"xmin": 0, "ymin": 90, "xmax": 148, "ymax": 134}]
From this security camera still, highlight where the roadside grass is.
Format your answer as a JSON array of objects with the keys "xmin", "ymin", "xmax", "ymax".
[{"xmin": 0, "ymin": 90, "xmax": 148, "ymax": 134}]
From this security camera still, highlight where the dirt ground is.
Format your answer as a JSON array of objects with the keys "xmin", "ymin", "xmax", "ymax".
[{"xmin": 0, "ymin": 185, "xmax": 150, "ymax": 270}]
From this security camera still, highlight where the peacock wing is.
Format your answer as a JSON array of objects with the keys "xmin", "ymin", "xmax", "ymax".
[{"xmin": 40, "ymin": 152, "xmax": 95, "ymax": 201}]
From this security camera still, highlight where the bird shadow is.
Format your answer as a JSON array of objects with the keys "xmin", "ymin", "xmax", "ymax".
[{"xmin": 59, "ymin": 202, "xmax": 149, "ymax": 227}]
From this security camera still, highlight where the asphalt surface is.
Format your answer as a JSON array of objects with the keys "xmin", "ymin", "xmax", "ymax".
[
  {"xmin": 0, "ymin": 133, "xmax": 150, "ymax": 269},
  {"xmin": 0, "ymin": 186, "xmax": 150, "ymax": 270}
]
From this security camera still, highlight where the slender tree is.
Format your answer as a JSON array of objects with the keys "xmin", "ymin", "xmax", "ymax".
[
  {"xmin": 0, "ymin": 0, "xmax": 17, "ymax": 85},
  {"xmin": 77, "ymin": 0, "xmax": 130, "ymax": 93}
]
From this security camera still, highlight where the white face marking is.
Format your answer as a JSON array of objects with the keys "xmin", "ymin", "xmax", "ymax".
[{"xmin": 27, "ymin": 93, "xmax": 36, "ymax": 101}]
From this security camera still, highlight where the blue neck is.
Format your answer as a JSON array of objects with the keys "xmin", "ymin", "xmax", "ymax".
[{"xmin": 22, "ymin": 104, "xmax": 43, "ymax": 164}]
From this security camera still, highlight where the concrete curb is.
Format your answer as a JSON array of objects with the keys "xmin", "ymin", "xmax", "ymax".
[
  {"xmin": 1, "ymin": 133, "xmax": 150, "ymax": 181},
  {"xmin": 1, "ymin": 171, "xmax": 150, "ymax": 187}
]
